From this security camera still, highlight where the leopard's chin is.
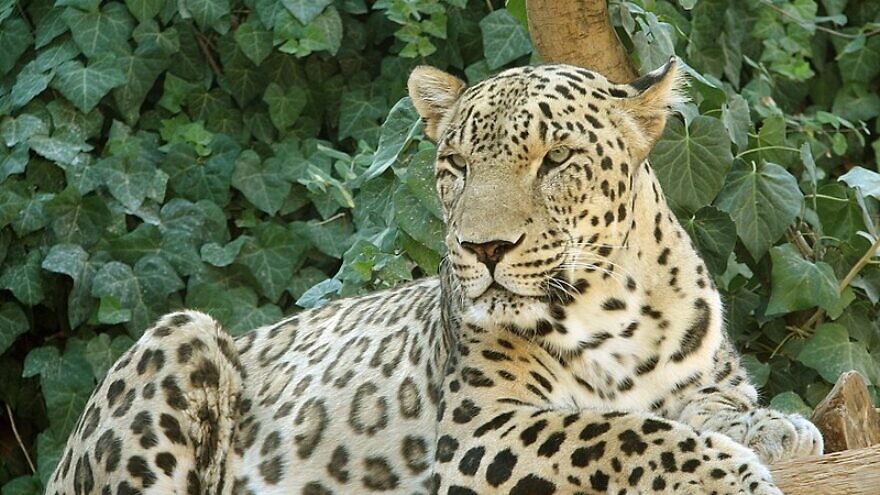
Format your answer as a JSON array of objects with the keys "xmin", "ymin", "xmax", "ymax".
[{"xmin": 463, "ymin": 284, "xmax": 549, "ymax": 329}]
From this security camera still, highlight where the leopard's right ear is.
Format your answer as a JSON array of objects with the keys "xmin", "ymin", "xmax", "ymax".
[{"xmin": 408, "ymin": 66, "xmax": 466, "ymax": 141}]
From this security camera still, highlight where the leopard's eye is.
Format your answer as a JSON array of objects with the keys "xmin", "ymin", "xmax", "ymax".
[
  {"xmin": 446, "ymin": 153, "xmax": 468, "ymax": 172},
  {"xmin": 538, "ymin": 146, "xmax": 573, "ymax": 177},
  {"xmin": 546, "ymin": 146, "xmax": 572, "ymax": 164}
]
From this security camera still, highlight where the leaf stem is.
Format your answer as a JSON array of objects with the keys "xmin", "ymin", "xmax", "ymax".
[
  {"xmin": 799, "ymin": 235, "xmax": 880, "ymax": 334},
  {"xmin": 803, "ymin": 193, "xmax": 849, "ymax": 202},
  {"xmin": 759, "ymin": 0, "xmax": 880, "ymax": 39},
  {"xmin": 193, "ymin": 28, "xmax": 222, "ymax": 77},
  {"xmin": 735, "ymin": 145, "xmax": 800, "ymax": 159},
  {"xmin": 5, "ymin": 403, "xmax": 35, "ymax": 474}
]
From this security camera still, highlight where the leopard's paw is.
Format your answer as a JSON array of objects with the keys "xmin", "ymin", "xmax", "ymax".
[
  {"xmin": 697, "ymin": 431, "xmax": 783, "ymax": 495},
  {"xmin": 744, "ymin": 409, "xmax": 823, "ymax": 464}
]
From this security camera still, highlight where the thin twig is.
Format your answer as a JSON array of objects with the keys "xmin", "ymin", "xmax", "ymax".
[
  {"xmin": 314, "ymin": 212, "xmax": 347, "ymax": 226},
  {"xmin": 786, "ymin": 227, "xmax": 814, "ymax": 259},
  {"xmin": 193, "ymin": 28, "xmax": 222, "ymax": 77},
  {"xmin": 485, "ymin": 0, "xmax": 494, "ymax": 11},
  {"xmin": 5, "ymin": 403, "xmax": 35, "ymax": 474},
  {"xmin": 799, "ymin": 235, "xmax": 880, "ymax": 333},
  {"xmin": 760, "ymin": 0, "xmax": 880, "ymax": 39}
]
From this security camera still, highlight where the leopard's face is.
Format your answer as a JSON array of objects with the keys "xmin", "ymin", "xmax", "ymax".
[{"xmin": 409, "ymin": 61, "xmax": 682, "ymax": 323}]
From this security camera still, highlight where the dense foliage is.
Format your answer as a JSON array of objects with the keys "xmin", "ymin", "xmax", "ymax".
[{"xmin": 1, "ymin": 0, "xmax": 878, "ymax": 491}]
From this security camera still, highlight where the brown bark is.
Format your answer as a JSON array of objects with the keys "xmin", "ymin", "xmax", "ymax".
[
  {"xmin": 811, "ymin": 370, "xmax": 880, "ymax": 453},
  {"xmin": 525, "ymin": 0, "xmax": 637, "ymax": 82},
  {"xmin": 770, "ymin": 444, "xmax": 880, "ymax": 495}
]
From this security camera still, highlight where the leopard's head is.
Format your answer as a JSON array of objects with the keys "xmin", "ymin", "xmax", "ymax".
[{"xmin": 408, "ymin": 60, "xmax": 684, "ymax": 322}]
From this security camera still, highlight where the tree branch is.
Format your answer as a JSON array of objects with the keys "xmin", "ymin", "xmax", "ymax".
[{"xmin": 526, "ymin": 0, "xmax": 637, "ymax": 82}]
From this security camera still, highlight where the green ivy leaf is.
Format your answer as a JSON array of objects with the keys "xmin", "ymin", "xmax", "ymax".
[
  {"xmin": 0, "ymin": 475, "xmax": 42, "ymax": 495},
  {"xmin": 479, "ymin": 9, "xmax": 532, "ymax": 69},
  {"xmin": 96, "ymin": 295, "xmax": 132, "ymax": 324},
  {"xmin": 753, "ymin": 115, "xmax": 791, "ymax": 165},
  {"xmin": 0, "ymin": 16, "xmax": 33, "ymax": 75},
  {"xmin": 799, "ymin": 323, "xmax": 879, "ymax": 385},
  {"xmin": 296, "ymin": 277, "xmax": 342, "ymax": 308},
  {"xmin": 29, "ymin": 344, "xmax": 94, "ymax": 436},
  {"xmin": 184, "ymin": 0, "xmax": 230, "ymax": 29},
  {"xmin": 839, "ymin": 166, "xmax": 880, "ymax": 200},
  {"xmin": 63, "ymin": 2, "xmax": 134, "ymax": 59},
  {"xmin": 162, "ymin": 140, "xmax": 237, "ymax": 206},
  {"xmin": 42, "ymin": 243, "xmax": 99, "ymax": 328},
  {"xmin": 235, "ymin": 18, "xmax": 273, "ymax": 65},
  {"xmin": 299, "ymin": 6, "xmax": 343, "ymax": 56},
  {"xmin": 0, "ymin": 302, "xmax": 28, "ymax": 355},
  {"xmin": 836, "ymin": 35, "xmax": 880, "ymax": 84},
  {"xmin": 91, "ymin": 256, "xmax": 181, "ymax": 336},
  {"xmin": 107, "ymin": 223, "xmax": 162, "ymax": 264},
  {"xmin": 1, "ymin": 114, "xmax": 49, "ymax": 148},
  {"xmin": 766, "ymin": 244, "xmax": 841, "ymax": 316},
  {"xmin": 113, "ymin": 48, "xmax": 170, "ymax": 124},
  {"xmin": 231, "ymin": 150, "xmax": 291, "ymax": 215},
  {"xmin": 262, "ymin": 83, "xmax": 307, "ymax": 131},
  {"xmin": 13, "ymin": 193, "xmax": 52, "ymax": 236},
  {"xmin": 768, "ymin": 391, "xmax": 812, "ymax": 417},
  {"xmin": 52, "ymin": 57, "xmax": 127, "ymax": 113},
  {"xmin": 302, "ymin": 217, "xmax": 354, "ymax": 258},
  {"xmin": 0, "ymin": 184, "xmax": 27, "ymax": 230},
  {"xmin": 200, "ymin": 236, "xmax": 246, "ymax": 267},
  {"xmin": 715, "ymin": 160, "xmax": 803, "ymax": 260},
  {"xmin": 338, "ymin": 86, "xmax": 386, "ymax": 142},
  {"xmin": 236, "ymin": 223, "xmax": 308, "ymax": 301},
  {"xmin": 650, "ymin": 116, "xmax": 733, "ymax": 213},
  {"xmin": 721, "ymin": 94, "xmax": 750, "ymax": 151},
  {"xmin": 9, "ymin": 63, "xmax": 55, "ymax": 110},
  {"xmin": 84, "ymin": 333, "xmax": 134, "ymax": 379},
  {"xmin": 35, "ymin": 7, "xmax": 69, "ymax": 49},
  {"xmin": 393, "ymin": 184, "xmax": 445, "ymax": 253},
  {"xmin": 681, "ymin": 206, "xmax": 736, "ymax": 275},
  {"xmin": 124, "ymin": 0, "xmax": 166, "ymax": 23},
  {"xmin": 0, "ymin": 250, "xmax": 45, "ymax": 306},
  {"xmin": 281, "ymin": 0, "xmax": 332, "ymax": 24},
  {"xmin": 0, "ymin": 145, "xmax": 29, "ymax": 182},
  {"xmin": 364, "ymin": 97, "xmax": 423, "ymax": 181},
  {"xmin": 45, "ymin": 187, "xmax": 112, "ymax": 247},
  {"xmin": 740, "ymin": 354, "xmax": 770, "ymax": 388},
  {"xmin": 28, "ymin": 131, "xmax": 89, "ymax": 165}
]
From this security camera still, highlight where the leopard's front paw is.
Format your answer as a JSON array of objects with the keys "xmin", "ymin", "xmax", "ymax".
[
  {"xmin": 695, "ymin": 431, "xmax": 783, "ymax": 495},
  {"xmin": 744, "ymin": 409, "xmax": 823, "ymax": 463}
]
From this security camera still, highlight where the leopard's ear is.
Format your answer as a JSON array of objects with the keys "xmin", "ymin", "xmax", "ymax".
[
  {"xmin": 620, "ymin": 57, "xmax": 687, "ymax": 150},
  {"xmin": 408, "ymin": 66, "xmax": 466, "ymax": 141}
]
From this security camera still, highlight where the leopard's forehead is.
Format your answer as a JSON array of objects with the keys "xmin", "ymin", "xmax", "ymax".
[{"xmin": 441, "ymin": 64, "xmax": 634, "ymax": 149}]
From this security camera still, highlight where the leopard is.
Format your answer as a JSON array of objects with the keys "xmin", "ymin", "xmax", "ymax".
[{"xmin": 46, "ymin": 58, "xmax": 822, "ymax": 495}]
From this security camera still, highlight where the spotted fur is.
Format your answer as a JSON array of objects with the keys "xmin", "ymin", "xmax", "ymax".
[{"xmin": 48, "ymin": 60, "xmax": 821, "ymax": 495}]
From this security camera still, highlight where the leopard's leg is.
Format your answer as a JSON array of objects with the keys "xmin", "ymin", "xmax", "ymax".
[
  {"xmin": 433, "ymin": 405, "xmax": 782, "ymax": 495},
  {"xmin": 45, "ymin": 310, "xmax": 242, "ymax": 495},
  {"xmin": 674, "ymin": 347, "xmax": 822, "ymax": 464}
]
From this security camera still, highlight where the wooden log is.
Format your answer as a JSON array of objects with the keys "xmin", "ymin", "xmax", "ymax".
[
  {"xmin": 771, "ymin": 444, "xmax": 880, "ymax": 495},
  {"xmin": 525, "ymin": 0, "xmax": 637, "ymax": 82},
  {"xmin": 811, "ymin": 370, "xmax": 880, "ymax": 453}
]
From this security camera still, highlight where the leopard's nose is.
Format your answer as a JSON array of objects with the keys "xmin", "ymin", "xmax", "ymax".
[{"xmin": 460, "ymin": 235, "xmax": 524, "ymax": 274}]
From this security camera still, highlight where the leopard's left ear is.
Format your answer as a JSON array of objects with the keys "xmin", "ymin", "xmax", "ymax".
[
  {"xmin": 408, "ymin": 66, "xmax": 466, "ymax": 141},
  {"xmin": 620, "ymin": 57, "xmax": 687, "ymax": 148}
]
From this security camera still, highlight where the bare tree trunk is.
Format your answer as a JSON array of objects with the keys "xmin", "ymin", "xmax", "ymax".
[{"xmin": 525, "ymin": 0, "xmax": 637, "ymax": 82}]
